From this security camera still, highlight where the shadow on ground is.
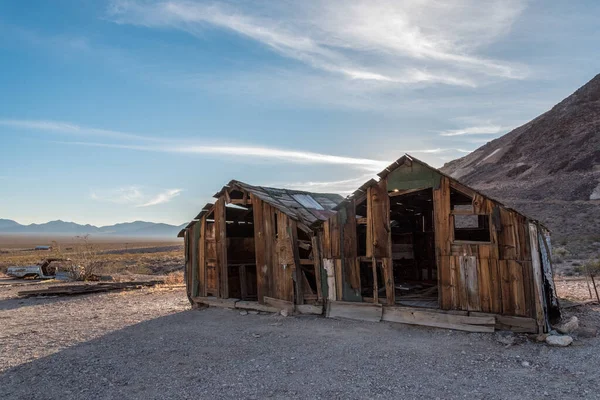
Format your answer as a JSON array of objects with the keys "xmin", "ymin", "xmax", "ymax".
[{"xmin": 1, "ymin": 308, "xmax": 599, "ymax": 399}]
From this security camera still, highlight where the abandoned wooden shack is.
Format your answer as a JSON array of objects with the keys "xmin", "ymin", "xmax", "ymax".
[
  {"xmin": 180, "ymin": 155, "xmax": 560, "ymax": 333},
  {"xmin": 181, "ymin": 180, "xmax": 344, "ymax": 311},
  {"xmin": 318, "ymin": 155, "xmax": 560, "ymax": 333}
]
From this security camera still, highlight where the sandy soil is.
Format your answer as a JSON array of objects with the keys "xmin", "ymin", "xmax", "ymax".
[{"xmin": 1, "ymin": 279, "xmax": 599, "ymax": 399}]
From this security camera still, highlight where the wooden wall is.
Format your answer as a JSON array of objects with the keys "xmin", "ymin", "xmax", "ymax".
[
  {"xmin": 188, "ymin": 191, "xmax": 307, "ymax": 305},
  {"xmin": 436, "ymin": 177, "xmax": 535, "ymax": 318},
  {"xmin": 251, "ymin": 194, "xmax": 297, "ymax": 303},
  {"xmin": 320, "ymin": 163, "xmax": 539, "ymax": 320}
]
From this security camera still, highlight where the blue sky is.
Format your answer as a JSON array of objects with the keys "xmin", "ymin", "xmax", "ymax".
[{"xmin": 1, "ymin": 0, "xmax": 598, "ymax": 226}]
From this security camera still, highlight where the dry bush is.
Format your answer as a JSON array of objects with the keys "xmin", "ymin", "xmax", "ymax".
[
  {"xmin": 584, "ymin": 258, "xmax": 600, "ymax": 302},
  {"xmin": 164, "ymin": 270, "xmax": 184, "ymax": 285},
  {"xmin": 64, "ymin": 235, "xmax": 106, "ymax": 281}
]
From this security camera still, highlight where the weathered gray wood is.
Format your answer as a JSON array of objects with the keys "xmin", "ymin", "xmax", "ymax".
[
  {"xmin": 235, "ymin": 301, "xmax": 280, "ymax": 313},
  {"xmin": 192, "ymin": 296, "xmax": 239, "ymax": 308},
  {"xmin": 296, "ymin": 304, "xmax": 324, "ymax": 315},
  {"xmin": 382, "ymin": 306, "xmax": 495, "ymax": 332},
  {"xmin": 326, "ymin": 301, "xmax": 383, "ymax": 323},
  {"xmin": 470, "ymin": 311, "xmax": 538, "ymax": 333},
  {"xmin": 528, "ymin": 223, "xmax": 546, "ymax": 333},
  {"xmin": 323, "ymin": 259, "xmax": 336, "ymax": 301},
  {"xmin": 264, "ymin": 296, "xmax": 295, "ymax": 313}
]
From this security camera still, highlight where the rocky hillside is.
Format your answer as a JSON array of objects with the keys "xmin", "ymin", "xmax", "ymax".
[{"xmin": 442, "ymin": 74, "xmax": 600, "ymax": 256}]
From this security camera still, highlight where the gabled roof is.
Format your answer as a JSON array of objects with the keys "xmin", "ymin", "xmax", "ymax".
[
  {"xmin": 177, "ymin": 229, "xmax": 185, "ymax": 238},
  {"xmin": 214, "ymin": 180, "xmax": 344, "ymax": 226},
  {"xmin": 334, "ymin": 154, "xmax": 545, "ymax": 226}
]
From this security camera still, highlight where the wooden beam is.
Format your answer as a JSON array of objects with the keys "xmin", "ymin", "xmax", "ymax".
[
  {"xmin": 382, "ymin": 306, "xmax": 495, "ymax": 333},
  {"xmin": 229, "ymin": 198, "xmax": 252, "ymax": 205},
  {"xmin": 326, "ymin": 301, "xmax": 383, "ymax": 323},
  {"xmin": 389, "ymin": 187, "xmax": 430, "ymax": 197}
]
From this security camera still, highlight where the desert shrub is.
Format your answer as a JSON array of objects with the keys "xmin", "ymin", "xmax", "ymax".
[
  {"xmin": 585, "ymin": 258, "xmax": 600, "ymax": 277},
  {"xmin": 554, "ymin": 247, "xmax": 569, "ymax": 257},
  {"xmin": 65, "ymin": 235, "xmax": 106, "ymax": 281},
  {"xmin": 164, "ymin": 270, "xmax": 184, "ymax": 285}
]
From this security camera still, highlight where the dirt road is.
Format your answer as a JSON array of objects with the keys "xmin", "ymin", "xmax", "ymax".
[{"xmin": 1, "ymin": 283, "xmax": 599, "ymax": 399}]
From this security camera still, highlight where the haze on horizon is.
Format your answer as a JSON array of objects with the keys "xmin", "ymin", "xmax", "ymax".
[{"xmin": 1, "ymin": 1, "xmax": 598, "ymax": 226}]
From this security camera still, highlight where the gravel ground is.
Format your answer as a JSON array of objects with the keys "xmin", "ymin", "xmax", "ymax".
[{"xmin": 1, "ymin": 282, "xmax": 599, "ymax": 399}]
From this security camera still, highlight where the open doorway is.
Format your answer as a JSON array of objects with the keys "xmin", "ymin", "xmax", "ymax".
[
  {"xmin": 389, "ymin": 188, "xmax": 438, "ymax": 308},
  {"xmin": 225, "ymin": 193, "xmax": 258, "ymax": 301}
]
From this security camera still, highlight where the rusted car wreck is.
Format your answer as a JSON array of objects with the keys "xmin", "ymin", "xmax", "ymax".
[{"xmin": 180, "ymin": 155, "xmax": 560, "ymax": 333}]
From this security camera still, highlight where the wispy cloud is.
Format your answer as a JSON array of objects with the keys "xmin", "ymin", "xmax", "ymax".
[
  {"xmin": 91, "ymin": 186, "xmax": 182, "ymax": 207},
  {"xmin": 90, "ymin": 186, "xmax": 144, "ymax": 204},
  {"xmin": 5, "ymin": 117, "xmax": 473, "ymax": 169},
  {"xmin": 107, "ymin": 0, "xmax": 528, "ymax": 87},
  {"xmin": 439, "ymin": 125, "xmax": 509, "ymax": 136},
  {"xmin": 0, "ymin": 118, "xmax": 158, "ymax": 142},
  {"xmin": 137, "ymin": 189, "xmax": 182, "ymax": 207}
]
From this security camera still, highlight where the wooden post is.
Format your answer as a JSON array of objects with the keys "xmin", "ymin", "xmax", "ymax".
[
  {"xmin": 214, "ymin": 197, "xmax": 228, "ymax": 298},
  {"xmin": 290, "ymin": 223, "xmax": 303, "ymax": 305},
  {"xmin": 198, "ymin": 216, "xmax": 207, "ymax": 297},
  {"xmin": 372, "ymin": 257, "xmax": 378, "ymax": 303}
]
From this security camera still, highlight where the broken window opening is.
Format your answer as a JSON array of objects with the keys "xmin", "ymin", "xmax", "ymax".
[{"xmin": 451, "ymin": 187, "xmax": 491, "ymax": 243}]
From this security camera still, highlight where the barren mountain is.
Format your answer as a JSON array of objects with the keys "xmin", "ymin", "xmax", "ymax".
[{"xmin": 442, "ymin": 74, "xmax": 600, "ymax": 256}]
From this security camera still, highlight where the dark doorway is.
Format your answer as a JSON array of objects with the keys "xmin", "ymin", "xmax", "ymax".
[
  {"xmin": 225, "ymin": 204, "xmax": 257, "ymax": 301},
  {"xmin": 389, "ymin": 188, "xmax": 438, "ymax": 308}
]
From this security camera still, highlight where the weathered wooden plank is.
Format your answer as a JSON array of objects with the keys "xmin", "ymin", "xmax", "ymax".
[
  {"xmin": 508, "ymin": 260, "xmax": 527, "ymax": 317},
  {"xmin": 330, "ymin": 214, "xmax": 341, "ymax": 259},
  {"xmin": 296, "ymin": 304, "xmax": 323, "ymax": 315},
  {"xmin": 462, "ymin": 256, "xmax": 480, "ymax": 311},
  {"xmin": 488, "ymin": 259, "xmax": 502, "ymax": 314},
  {"xmin": 433, "ymin": 176, "xmax": 452, "ymax": 258},
  {"xmin": 449, "ymin": 256, "xmax": 460, "ymax": 309},
  {"xmin": 382, "ymin": 257, "xmax": 395, "ymax": 306},
  {"xmin": 326, "ymin": 301, "xmax": 383, "ymax": 323},
  {"xmin": 263, "ymin": 296, "xmax": 295, "ymax": 314},
  {"xmin": 323, "ymin": 258, "xmax": 336, "ymax": 301},
  {"xmin": 438, "ymin": 255, "xmax": 453, "ymax": 310},
  {"xmin": 323, "ymin": 218, "xmax": 332, "ymax": 259},
  {"xmin": 498, "ymin": 209, "xmax": 518, "ymax": 260},
  {"xmin": 214, "ymin": 197, "xmax": 227, "ymax": 298},
  {"xmin": 289, "ymin": 221, "xmax": 303, "ymax": 305},
  {"xmin": 198, "ymin": 216, "xmax": 207, "ymax": 297},
  {"xmin": 470, "ymin": 312, "xmax": 538, "ymax": 333},
  {"xmin": 529, "ymin": 223, "xmax": 546, "ymax": 333},
  {"xmin": 235, "ymin": 301, "xmax": 280, "ymax": 313},
  {"xmin": 311, "ymin": 234, "xmax": 324, "ymax": 302},
  {"xmin": 521, "ymin": 260, "xmax": 535, "ymax": 318},
  {"xmin": 342, "ymin": 200, "xmax": 357, "ymax": 259},
  {"xmin": 372, "ymin": 257, "xmax": 379, "ymax": 303},
  {"xmin": 499, "ymin": 260, "xmax": 514, "ymax": 315},
  {"xmin": 335, "ymin": 259, "xmax": 343, "ymax": 301},
  {"xmin": 251, "ymin": 195, "xmax": 268, "ymax": 304},
  {"xmin": 382, "ymin": 307, "xmax": 494, "ymax": 333},
  {"xmin": 368, "ymin": 180, "xmax": 391, "ymax": 258},
  {"xmin": 477, "ymin": 258, "xmax": 492, "ymax": 313}
]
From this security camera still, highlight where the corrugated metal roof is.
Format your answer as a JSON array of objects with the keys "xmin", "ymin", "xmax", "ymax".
[{"xmin": 214, "ymin": 180, "xmax": 344, "ymax": 226}]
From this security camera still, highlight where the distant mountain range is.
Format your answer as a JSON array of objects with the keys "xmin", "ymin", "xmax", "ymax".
[{"xmin": 0, "ymin": 219, "xmax": 186, "ymax": 238}]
